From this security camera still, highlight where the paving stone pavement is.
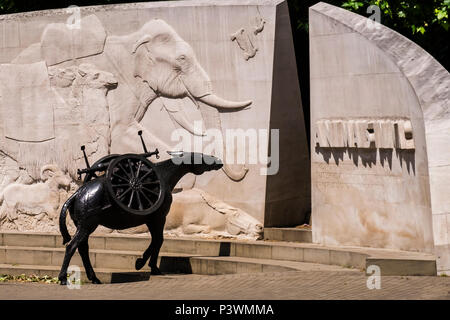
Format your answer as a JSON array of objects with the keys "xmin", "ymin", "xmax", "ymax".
[{"xmin": 0, "ymin": 270, "xmax": 449, "ymax": 300}]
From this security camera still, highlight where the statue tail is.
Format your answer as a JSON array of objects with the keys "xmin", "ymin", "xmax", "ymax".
[{"xmin": 60, "ymin": 192, "xmax": 76, "ymax": 245}]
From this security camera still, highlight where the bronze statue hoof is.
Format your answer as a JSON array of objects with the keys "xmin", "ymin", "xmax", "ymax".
[{"xmin": 135, "ymin": 258, "xmax": 145, "ymax": 270}]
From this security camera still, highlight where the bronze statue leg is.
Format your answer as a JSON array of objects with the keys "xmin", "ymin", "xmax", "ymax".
[
  {"xmin": 135, "ymin": 233, "xmax": 151, "ymax": 271},
  {"xmin": 135, "ymin": 215, "xmax": 166, "ymax": 275},
  {"xmin": 147, "ymin": 215, "xmax": 166, "ymax": 275},
  {"xmin": 78, "ymin": 240, "xmax": 101, "ymax": 284},
  {"xmin": 58, "ymin": 222, "xmax": 98, "ymax": 285},
  {"xmin": 58, "ymin": 229, "xmax": 86, "ymax": 285}
]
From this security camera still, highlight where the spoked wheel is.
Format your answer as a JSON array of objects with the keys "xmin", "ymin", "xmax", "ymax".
[
  {"xmin": 106, "ymin": 154, "xmax": 164, "ymax": 216},
  {"xmin": 83, "ymin": 154, "xmax": 120, "ymax": 183}
]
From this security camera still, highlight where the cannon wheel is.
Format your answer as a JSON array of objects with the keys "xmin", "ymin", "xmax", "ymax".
[
  {"xmin": 83, "ymin": 154, "xmax": 120, "ymax": 183},
  {"xmin": 106, "ymin": 154, "xmax": 164, "ymax": 216}
]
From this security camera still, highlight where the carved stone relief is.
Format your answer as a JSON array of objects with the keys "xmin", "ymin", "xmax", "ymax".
[
  {"xmin": 0, "ymin": 61, "xmax": 118, "ymax": 180},
  {"xmin": 0, "ymin": 61, "xmax": 55, "ymax": 143},
  {"xmin": 0, "ymin": 15, "xmax": 261, "ymax": 238},
  {"xmin": 105, "ymin": 18, "xmax": 252, "ymax": 181},
  {"xmin": 315, "ymin": 118, "xmax": 415, "ymax": 149},
  {"xmin": 230, "ymin": 16, "xmax": 266, "ymax": 60},
  {"xmin": 165, "ymin": 188, "xmax": 263, "ymax": 239},
  {"xmin": 0, "ymin": 164, "xmax": 75, "ymax": 232},
  {"xmin": 40, "ymin": 15, "xmax": 107, "ymax": 66}
]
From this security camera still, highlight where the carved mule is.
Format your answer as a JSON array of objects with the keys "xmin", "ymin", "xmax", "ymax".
[{"xmin": 58, "ymin": 151, "xmax": 222, "ymax": 285}]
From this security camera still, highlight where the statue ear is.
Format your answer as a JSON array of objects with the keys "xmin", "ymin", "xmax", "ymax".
[
  {"xmin": 78, "ymin": 69, "xmax": 87, "ymax": 77},
  {"xmin": 77, "ymin": 63, "xmax": 97, "ymax": 77},
  {"xmin": 40, "ymin": 165, "xmax": 57, "ymax": 181},
  {"xmin": 132, "ymin": 35, "xmax": 155, "ymax": 80}
]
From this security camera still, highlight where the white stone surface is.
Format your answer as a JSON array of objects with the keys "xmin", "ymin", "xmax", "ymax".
[
  {"xmin": 0, "ymin": 0, "xmax": 309, "ymax": 236},
  {"xmin": 310, "ymin": 2, "xmax": 449, "ymax": 272},
  {"xmin": 40, "ymin": 14, "xmax": 107, "ymax": 66},
  {"xmin": 0, "ymin": 62, "xmax": 55, "ymax": 143}
]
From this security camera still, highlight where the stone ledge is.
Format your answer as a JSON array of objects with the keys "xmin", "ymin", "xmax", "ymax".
[
  {"xmin": 0, "ymin": 0, "xmax": 283, "ymax": 20},
  {"xmin": 0, "ymin": 231, "xmax": 437, "ymax": 276},
  {"xmin": 264, "ymin": 227, "xmax": 312, "ymax": 243}
]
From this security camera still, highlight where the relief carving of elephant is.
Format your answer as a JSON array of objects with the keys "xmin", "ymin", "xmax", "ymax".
[{"xmin": 129, "ymin": 20, "xmax": 251, "ymax": 181}]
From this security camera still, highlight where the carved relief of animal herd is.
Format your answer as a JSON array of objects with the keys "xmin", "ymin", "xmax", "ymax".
[{"xmin": 0, "ymin": 15, "xmax": 264, "ymax": 240}]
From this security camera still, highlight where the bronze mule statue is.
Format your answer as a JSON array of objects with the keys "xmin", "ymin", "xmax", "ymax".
[{"xmin": 58, "ymin": 148, "xmax": 222, "ymax": 285}]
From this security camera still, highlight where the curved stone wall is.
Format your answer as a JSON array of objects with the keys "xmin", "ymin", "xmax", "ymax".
[{"xmin": 310, "ymin": 2, "xmax": 450, "ymax": 273}]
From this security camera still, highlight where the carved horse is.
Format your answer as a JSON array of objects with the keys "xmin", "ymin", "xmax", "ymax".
[{"xmin": 58, "ymin": 152, "xmax": 222, "ymax": 284}]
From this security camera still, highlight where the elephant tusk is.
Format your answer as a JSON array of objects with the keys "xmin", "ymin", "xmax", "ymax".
[
  {"xmin": 198, "ymin": 94, "xmax": 252, "ymax": 109},
  {"xmin": 166, "ymin": 108, "xmax": 206, "ymax": 136}
]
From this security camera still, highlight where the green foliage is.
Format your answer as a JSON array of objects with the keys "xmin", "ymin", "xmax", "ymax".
[
  {"xmin": 287, "ymin": 0, "xmax": 450, "ymax": 37},
  {"xmin": 0, "ymin": 0, "xmax": 14, "ymax": 12},
  {"xmin": 340, "ymin": 0, "xmax": 450, "ymax": 34},
  {"xmin": 332, "ymin": 0, "xmax": 450, "ymax": 72},
  {"xmin": 0, "ymin": 273, "xmax": 59, "ymax": 284},
  {"xmin": 342, "ymin": 1, "xmax": 365, "ymax": 10},
  {"xmin": 287, "ymin": 0, "xmax": 450, "ymax": 85}
]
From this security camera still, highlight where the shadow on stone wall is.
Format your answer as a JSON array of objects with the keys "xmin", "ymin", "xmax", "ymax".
[{"xmin": 315, "ymin": 146, "xmax": 415, "ymax": 175}]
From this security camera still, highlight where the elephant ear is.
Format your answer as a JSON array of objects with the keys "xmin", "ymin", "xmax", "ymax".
[
  {"xmin": 132, "ymin": 33, "xmax": 172, "ymax": 54},
  {"xmin": 132, "ymin": 35, "xmax": 156, "ymax": 78},
  {"xmin": 132, "ymin": 35, "xmax": 153, "ymax": 54}
]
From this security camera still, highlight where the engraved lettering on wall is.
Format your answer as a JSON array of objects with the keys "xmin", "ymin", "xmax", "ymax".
[{"xmin": 315, "ymin": 118, "xmax": 415, "ymax": 149}]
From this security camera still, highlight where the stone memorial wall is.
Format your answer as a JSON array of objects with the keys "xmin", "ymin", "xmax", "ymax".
[
  {"xmin": 310, "ymin": 2, "xmax": 450, "ymax": 273},
  {"xmin": 0, "ymin": 0, "xmax": 310, "ymax": 238}
]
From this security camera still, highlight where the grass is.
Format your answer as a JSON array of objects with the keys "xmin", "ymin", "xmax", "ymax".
[{"xmin": 0, "ymin": 274, "xmax": 60, "ymax": 284}]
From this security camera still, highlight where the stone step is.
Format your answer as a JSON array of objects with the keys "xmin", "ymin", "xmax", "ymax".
[
  {"xmin": 0, "ymin": 256, "xmax": 359, "ymax": 284},
  {"xmin": 0, "ymin": 231, "xmax": 437, "ymax": 276},
  {"xmin": 0, "ymin": 245, "xmax": 197, "ymax": 270},
  {"xmin": 0, "ymin": 231, "xmax": 226, "ymax": 255},
  {"xmin": 264, "ymin": 227, "xmax": 312, "ymax": 243},
  {"xmin": 230, "ymin": 241, "xmax": 437, "ymax": 276},
  {"xmin": 188, "ymin": 256, "xmax": 360, "ymax": 275},
  {"xmin": 366, "ymin": 257, "xmax": 437, "ymax": 276},
  {"xmin": 0, "ymin": 245, "xmax": 357, "ymax": 274}
]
